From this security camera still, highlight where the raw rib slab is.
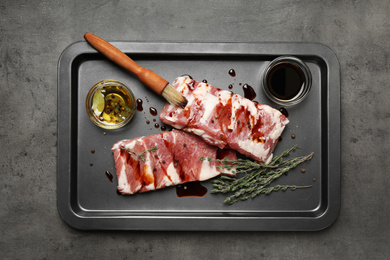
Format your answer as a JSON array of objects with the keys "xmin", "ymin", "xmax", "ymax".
[
  {"xmin": 112, "ymin": 130, "xmax": 236, "ymax": 195},
  {"xmin": 159, "ymin": 76, "xmax": 289, "ymax": 163}
]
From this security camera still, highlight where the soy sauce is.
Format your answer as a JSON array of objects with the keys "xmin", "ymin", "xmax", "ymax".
[
  {"xmin": 266, "ymin": 62, "xmax": 305, "ymax": 100},
  {"xmin": 181, "ymin": 74, "xmax": 193, "ymax": 79},
  {"xmin": 105, "ymin": 170, "xmax": 113, "ymax": 183},
  {"xmin": 279, "ymin": 107, "xmax": 289, "ymax": 118},
  {"xmin": 242, "ymin": 84, "xmax": 256, "ymax": 100},
  {"xmin": 136, "ymin": 98, "xmax": 143, "ymax": 111},
  {"xmin": 149, "ymin": 107, "xmax": 158, "ymax": 116},
  {"xmin": 176, "ymin": 182, "xmax": 208, "ymax": 197}
]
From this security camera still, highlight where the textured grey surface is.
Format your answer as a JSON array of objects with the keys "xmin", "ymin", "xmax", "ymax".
[{"xmin": 0, "ymin": 0, "xmax": 389, "ymax": 259}]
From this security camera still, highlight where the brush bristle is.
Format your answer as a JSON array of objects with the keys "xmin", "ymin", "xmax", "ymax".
[{"xmin": 162, "ymin": 84, "xmax": 188, "ymax": 108}]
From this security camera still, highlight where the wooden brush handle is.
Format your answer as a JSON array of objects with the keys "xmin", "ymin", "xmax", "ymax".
[{"xmin": 84, "ymin": 32, "xmax": 168, "ymax": 95}]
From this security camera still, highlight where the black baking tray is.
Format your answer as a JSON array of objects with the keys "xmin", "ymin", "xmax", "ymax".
[{"xmin": 57, "ymin": 41, "xmax": 340, "ymax": 231}]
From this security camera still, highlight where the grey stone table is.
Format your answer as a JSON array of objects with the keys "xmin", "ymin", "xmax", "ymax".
[{"xmin": 1, "ymin": 0, "xmax": 389, "ymax": 259}]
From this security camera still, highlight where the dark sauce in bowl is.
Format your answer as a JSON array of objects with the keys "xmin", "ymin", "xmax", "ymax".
[
  {"xmin": 262, "ymin": 56, "xmax": 312, "ymax": 106},
  {"xmin": 266, "ymin": 62, "xmax": 305, "ymax": 101}
]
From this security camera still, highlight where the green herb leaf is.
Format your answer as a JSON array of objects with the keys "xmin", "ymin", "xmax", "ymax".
[
  {"xmin": 209, "ymin": 145, "xmax": 314, "ymax": 205},
  {"xmin": 121, "ymin": 146, "xmax": 158, "ymax": 162}
]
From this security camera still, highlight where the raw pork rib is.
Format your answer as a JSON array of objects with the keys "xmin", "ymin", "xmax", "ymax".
[
  {"xmin": 159, "ymin": 76, "xmax": 289, "ymax": 164},
  {"xmin": 112, "ymin": 130, "xmax": 237, "ymax": 195}
]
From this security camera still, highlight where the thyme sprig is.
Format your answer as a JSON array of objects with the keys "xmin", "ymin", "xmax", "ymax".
[
  {"xmin": 121, "ymin": 146, "xmax": 158, "ymax": 162},
  {"xmin": 209, "ymin": 145, "xmax": 314, "ymax": 204}
]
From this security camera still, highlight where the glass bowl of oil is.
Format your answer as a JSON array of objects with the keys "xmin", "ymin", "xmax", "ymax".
[
  {"xmin": 86, "ymin": 80, "xmax": 136, "ymax": 129},
  {"xmin": 262, "ymin": 56, "xmax": 312, "ymax": 106}
]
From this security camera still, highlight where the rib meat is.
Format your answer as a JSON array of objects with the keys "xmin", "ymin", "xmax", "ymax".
[
  {"xmin": 112, "ymin": 130, "xmax": 236, "ymax": 195},
  {"xmin": 159, "ymin": 76, "xmax": 289, "ymax": 164}
]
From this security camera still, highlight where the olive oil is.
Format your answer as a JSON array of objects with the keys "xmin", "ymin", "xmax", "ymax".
[
  {"xmin": 95, "ymin": 85, "xmax": 133, "ymax": 124},
  {"xmin": 86, "ymin": 80, "xmax": 135, "ymax": 129}
]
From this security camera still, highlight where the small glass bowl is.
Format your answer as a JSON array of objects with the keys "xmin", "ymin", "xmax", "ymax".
[
  {"xmin": 86, "ymin": 80, "xmax": 136, "ymax": 129},
  {"xmin": 262, "ymin": 56, "xmax": 312, "ymax": 106}
]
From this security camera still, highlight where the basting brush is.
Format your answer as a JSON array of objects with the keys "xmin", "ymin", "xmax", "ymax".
[{"xmin": 84, "ymin": 32, "xmax": 188, "ymax": 108}]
